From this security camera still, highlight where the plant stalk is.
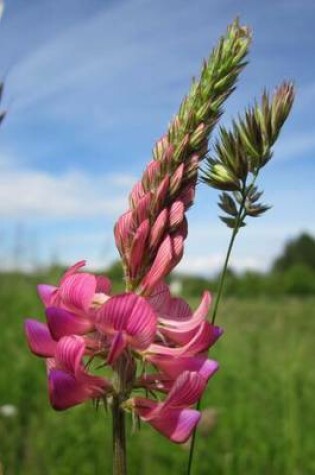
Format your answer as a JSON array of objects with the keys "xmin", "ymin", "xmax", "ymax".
[
  {"xmin": 112, "ymin": 394, "xmax": 127, "ymax": 475},
  {"xmin": 186, "ymin": 186, "xmax": 248, "ymax": 475}
]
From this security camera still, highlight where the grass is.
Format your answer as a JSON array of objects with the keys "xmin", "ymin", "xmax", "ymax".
[{"xmin": 0, "ymin": 272, "xmax": 314, "ymax": 474}]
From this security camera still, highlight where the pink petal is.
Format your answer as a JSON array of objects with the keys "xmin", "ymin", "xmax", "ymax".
[
  {"xmin": 141, "ymin": 236, "xmax": 175, "ymax": 294},
  {"xmin": 96, "ymin": 293, "xmax": 157, "ymax": 350},
  {"xmin": 155, "ymin": 176, "xmax": 170, "ymax": 207},
  {"xmin": 60, "ymin": 261, "xmax": 87, "ymax": 284},
  {"xmin": 148, "ymin": 281, "xmax": 171, "ymax": 313},
  {"xmin": 133, "ymin": 192, "xmax": 151, "ymax": 224},
  {"xmin": 129, "ymin": 219, "xmax": 150, "ymax": 277},
  {"xmin": 148, "ymin": 355, "xmax": 219, "ymax": 381},
  {"xmin": 133, "ymin": 396, "xmax": 200, "ymax": 443},
  {"xmin": 24, "ymin": 319, "xmax": 56, "ymax": 357},
  {"xmin": 149, "ymin": 209, "xmax": 168, "ymax": 250},
  {"xmin": 160, "ymin": 297, "xmax": 192, "ymax": 322},
  {"xmin": 158, "ymin": 292, "xmax": 212, "ymax": 344},
  {"xmin": 37, "ymin": 284, "xmax": 58, "ymax": 307},
  {"xmin": 169, "ymin": 201, "xmax": 184, "ymax": 228},
  {"xmin": 148, "ymin": 321, "xmax": 223, "ymax": 357},
  {"xmin": 46, "ymin": 307, "xmax": 93, "ymax": 340},
  {"xmin": 164, "ymin": 371, "xmax": 207, "ymax": 408},
  {"xmin": 170, "ymin": 163, "xmax": 184, "ymax": 195},
  {"xmin": 129, "ymin": 181, "xmax": 145, "ymax": 207},
  {"xmin": 54, "ymin": 335, "xmax": 85, "ymax": 375},
  {"xmin": 114, "ymin": 211, "xmax": 134, "ymax": 253},
  {"xmin": 95, "ymin": 275, "xmax": 111, "ymax": 294},
  {"xmin": 48, "ymin": 369, "xmax": 106, "ymax": 411},
  {"xmin": 107, "ymin": 331, "xmax": 127, "ymax": 365},
  {"xmin": 147, "ymin": 407, "xmax": 200, "ymax": 443},
  {"xmin": 143, "ymin": 159, "xmax": 161, "ymax": 184},
  {"xmin": 60, "ymin": 273, "xmax": 96, "ymax": 312}
]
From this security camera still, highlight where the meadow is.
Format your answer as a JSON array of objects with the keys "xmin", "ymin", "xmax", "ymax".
[{"xmin": 0, "ymin": 271, "xmax": 314, "ymax": 475}]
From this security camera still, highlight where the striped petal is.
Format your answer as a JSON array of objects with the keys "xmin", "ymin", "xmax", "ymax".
[
  {"xmin": 148, "ymin": 355, "xmax": 219, "ymax": 381},
  {"xmin": 164, "ymin": 371, "xmax": 207, "ymax": 408},
  {"xmin": 148, "ymin": 321, "xmax": 223, "ymax": 357},
  {"xmin": 96, "ymin": 293, "xmax": 157, "ymax": 351},
  {"xmin": 59, "ymin": 273, "xmax": 96, "ymax": 312},
  {"xmin": 107, "ymin": 331, "xmax": 127, "ymax": 365}
]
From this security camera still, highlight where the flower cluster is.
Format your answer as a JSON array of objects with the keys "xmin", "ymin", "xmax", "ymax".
[{"xmin": 25, "ymin": 261, "xmax": 222, "ymax": 443}]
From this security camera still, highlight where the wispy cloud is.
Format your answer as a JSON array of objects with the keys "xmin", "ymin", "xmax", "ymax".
[{"xmin": 0, "ymin": 156, "xmax": 132, "ymax": 218}]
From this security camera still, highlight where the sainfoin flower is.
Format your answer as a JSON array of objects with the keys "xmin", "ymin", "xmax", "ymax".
[{"xmin": 25, "ymin": 261, "xmax": 222, "ymax": 442}]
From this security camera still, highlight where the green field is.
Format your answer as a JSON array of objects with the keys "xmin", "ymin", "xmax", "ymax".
[{"xmin": 0, "ymin": 273, "xmax": 314, "ymax": 474}]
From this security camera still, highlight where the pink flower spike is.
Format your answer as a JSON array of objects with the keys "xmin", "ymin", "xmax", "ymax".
[
  {"xmin": 46, "ymin": 307, "xmax": 94, "ymax": 340},
  {"xmin": 37, "ymin": 284, "xmax": 58, "ymax": 307},
  {"xmin": 24, "ymin": 319, "xmax": 56, "ymax": 357}
]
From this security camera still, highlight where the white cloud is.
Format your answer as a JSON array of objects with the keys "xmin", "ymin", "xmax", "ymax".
[{"xmin": 0, "ymin": 159, "xmax": 131, "ymax": 218}]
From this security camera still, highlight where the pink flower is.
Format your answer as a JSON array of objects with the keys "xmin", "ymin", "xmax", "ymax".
[
  {"xmin": 48, "ymin": 335, "xmax": 110, "ymax": 410},
  {"xmin": 24, "ymin": 262, "xmax": 222, "ymax": 443},
  {"xmin": 130, "ymin": 371, "xmax": 207, "ymax": 443}
]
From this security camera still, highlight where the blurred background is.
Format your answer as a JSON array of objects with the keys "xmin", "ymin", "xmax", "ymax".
[{"xmin": 0, "ymin": 1, "xmax": 314, "ymax": 474}]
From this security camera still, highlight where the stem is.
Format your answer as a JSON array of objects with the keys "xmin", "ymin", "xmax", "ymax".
[
  {"xmin": 211, "ymin": 217, "xmax": 241, "ymax": 324},
  {"xmin": 112, "ymin": 395, "xmax": 127, "ymax": 475},
  {"xmin": 187, "ymin": 183, "xmax": 250, "ymax": 475}
]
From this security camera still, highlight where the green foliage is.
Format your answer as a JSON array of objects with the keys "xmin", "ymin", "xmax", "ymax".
[
  {"xmin": 0, "ymin": 274, "xmax": 314, "ymax": 474},
  {"xmin": 273, "ymin": 232, "xmax": 315, "ymax": 272}
]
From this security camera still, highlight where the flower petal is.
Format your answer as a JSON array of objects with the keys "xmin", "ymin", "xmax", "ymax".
[
  {"xmin": 54, "ymin": 335, "xmax": 85, "ymax": 375},
  {"xmin": 24, "ymin": 319, "xmax": 56, "ymax": 357},
  {"xmin": 147, "ymin": 407, "xmax": 200, "ymax": 443},
  {"xmin": 107, "ymin": 331, "xmax": 127, "ymax": 365},
  {"xmin": 148, "ymin": 321, "xmax": 223, "ymax": 357},
  {"xmin": 60, "ymin": 260, "xmax": 87, "ymax": 284},
  {"xmin": 164, "ymin": 371, "xmax": 207, "ymax": 408},
  {"xmin": 96, "ymin": 293, "xmax": 157, "ymax": 350},
  {"xmin": 148, "ymin": 355, "xmax": 219, "ymax": 381},
  {"xmin": 148, "ymin": 281, "xmax": 171, "ymax": 313},
  {"xmin": 95, "ymin": 275, "xmax": 112, "ymax": 294},
  {"xmin": 37, "ymin": 284, "xmax": 58, "ymax": 307},
  {"xmin": 60, "ymin": 273, "xmax": 96, "ymax": 312},
  {"xmin": 48, "ymin": 369, "xmax": 106, "ymax": 411},
  {"xmin": 46, "ymin": 307, "xmax": 93, "ymax": 340}
]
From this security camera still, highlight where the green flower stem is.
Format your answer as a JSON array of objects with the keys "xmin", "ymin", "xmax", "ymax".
[
  {"xmin": 112, "ymin": 395, "xmax": 127, "ymax": 475},
  {"xmin": 186, "ymin": 181, "xmax": 251, "ymax": 475}
]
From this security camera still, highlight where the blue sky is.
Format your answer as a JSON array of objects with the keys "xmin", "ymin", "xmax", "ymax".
[{"xmin": 0, "ymin": 0, "xmax": 314, "ymax": 274}]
